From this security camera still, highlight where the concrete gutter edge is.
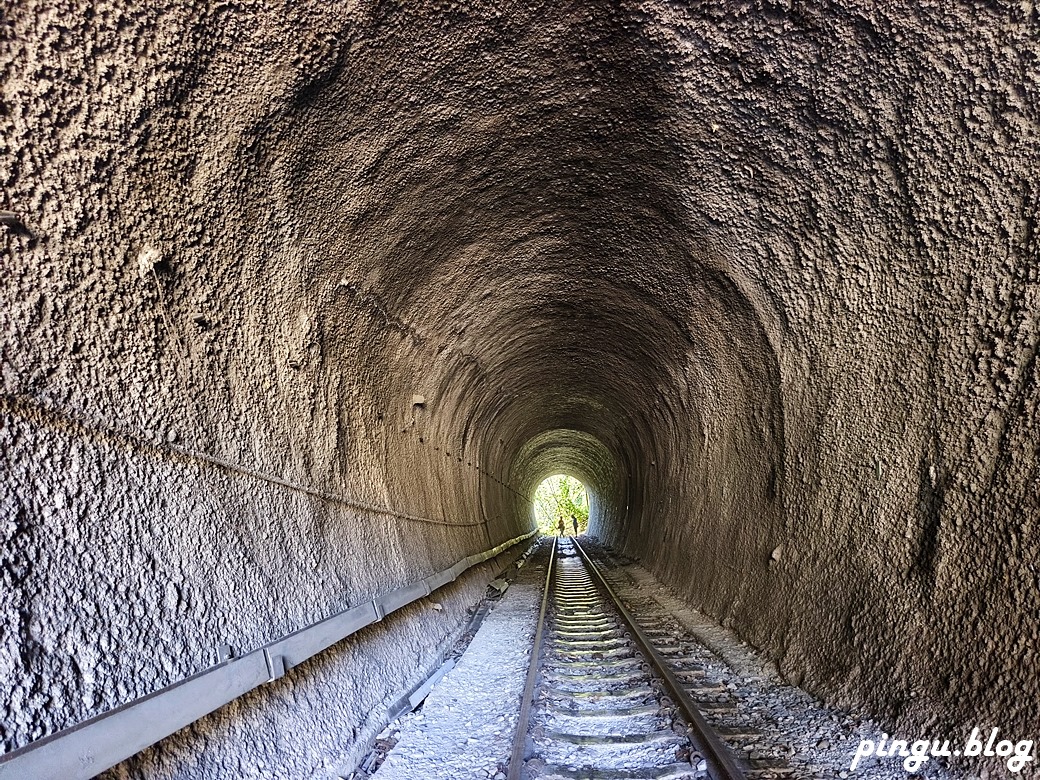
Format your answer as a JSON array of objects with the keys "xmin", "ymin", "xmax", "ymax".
[{"xmin": 0, "ymin": 529, "xmax": 539, "ymax": 780}]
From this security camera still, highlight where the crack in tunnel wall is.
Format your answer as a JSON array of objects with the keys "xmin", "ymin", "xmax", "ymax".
[{"xmin": 2, "ymin": 0, "xmax": 1039, "ymax": 776}]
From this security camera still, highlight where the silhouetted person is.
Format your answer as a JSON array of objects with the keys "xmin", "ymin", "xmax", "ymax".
[
  {"xmin": 557, "ymin": 517, "xmax": 565, "ymax": 537},
  {"xmin": 571, "ymin": 514, "xmax": 578, "ymax": 536}
]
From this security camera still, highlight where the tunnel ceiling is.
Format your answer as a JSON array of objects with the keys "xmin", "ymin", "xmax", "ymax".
[
  {"xmin": 273, "ymin": 0, "xmax": 779, "ymax": 511},
  {"xmin": 2, "ymin": 0, "xmax": 1039, "ymax": 768}
]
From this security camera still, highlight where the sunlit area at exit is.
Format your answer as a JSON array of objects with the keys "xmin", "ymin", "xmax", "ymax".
[{"xmin": 533, "ymin": 474, "xmax": 589, "ymax": 536}]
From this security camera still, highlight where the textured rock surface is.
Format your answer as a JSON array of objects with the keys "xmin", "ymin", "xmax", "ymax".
[{"xmin": 1, "ymin": 0, "xmax": 1038, "ymax": 776}]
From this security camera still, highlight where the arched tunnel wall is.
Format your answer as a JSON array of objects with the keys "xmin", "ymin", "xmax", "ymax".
[{"xmin": 2, "ymin": 0, "xmax": 1039, "ymax": 776}]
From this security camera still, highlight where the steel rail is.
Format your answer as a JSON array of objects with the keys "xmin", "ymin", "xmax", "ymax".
[
  {"xmin": 572, "ymin": 539, "xmax": 748, "ymax": 780},
  {"xmin": 0, "ymin": 530, "xmax": 538, "ymax": 780},
  {"xmin": 506, "ymin": 536, "xmax": 558, "ymax": 780}
]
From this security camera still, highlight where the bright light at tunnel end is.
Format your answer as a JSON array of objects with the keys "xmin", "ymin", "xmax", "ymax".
[{"xmin": 532, "ymin": 474, "xmax": 589, "ymax": 536}]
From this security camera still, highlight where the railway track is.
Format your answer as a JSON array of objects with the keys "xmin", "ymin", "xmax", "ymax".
[{"xmin": 508, "ymin": 537, "xmax": 790, "ymax": 780}]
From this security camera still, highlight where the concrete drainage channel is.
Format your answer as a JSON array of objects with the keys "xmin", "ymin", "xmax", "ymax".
[
  {"xmin": 348, "ymin": 543, "xmax": 539, "ymax": 779},
  {"xmin": 350, "ymin": 538, "xmax": 973, "ymax": 780}
]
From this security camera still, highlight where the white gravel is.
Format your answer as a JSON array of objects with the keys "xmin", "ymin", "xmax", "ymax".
[
  {"xmin": 610, "ymin": 555, "xmax": 974, "ymax": 780},
  {"xmin": 370, "ymin": 543, "xmax": 985, "ymax": 780},
  {"xmin": 370, "ymin": 559, "xmax": 543, "ymax": 780}
]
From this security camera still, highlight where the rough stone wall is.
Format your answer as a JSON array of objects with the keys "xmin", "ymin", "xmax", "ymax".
[
  {"xmin": 620, "ymin": 0, "xmax": 1040, "ymax": 742},
  {"xmin": 2, "ymin": 0, "xmax": 1038, "ymax": 775},
  {"xmin": 0, "ymin": 0, "xmax": 531, "ymax": 773}
]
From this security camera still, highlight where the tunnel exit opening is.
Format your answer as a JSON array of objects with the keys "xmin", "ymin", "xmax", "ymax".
[{"xmin": 533, "ymin": 474, "xmax": 589, "ymax": 537}]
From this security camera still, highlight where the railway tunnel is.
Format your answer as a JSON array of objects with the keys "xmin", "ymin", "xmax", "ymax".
[{"xmin": 1, "ymin": 0, "xmax": 1038, "ymax": 777}]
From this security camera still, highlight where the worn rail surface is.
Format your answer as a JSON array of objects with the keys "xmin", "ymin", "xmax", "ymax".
[{"xmin": 507, "ymin": 537, "xmax": 754, "ymax": 780}]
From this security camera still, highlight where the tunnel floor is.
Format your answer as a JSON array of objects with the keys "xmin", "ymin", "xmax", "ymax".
[{"xmin": 351, "ymin": 540, "xmax": 967, "ymax": 780}]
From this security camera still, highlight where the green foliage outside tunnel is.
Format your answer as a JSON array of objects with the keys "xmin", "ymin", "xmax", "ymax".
[{"xmin": 534, "ymin": 474, "xmax": 589, "ymax": 536}]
